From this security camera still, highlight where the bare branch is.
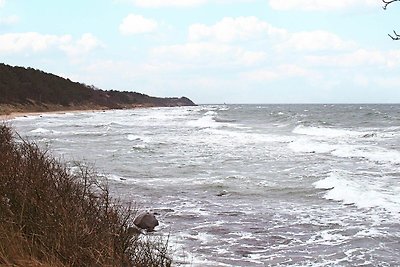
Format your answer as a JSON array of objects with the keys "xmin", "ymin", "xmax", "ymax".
[
  {"xmin": 383, "ymin": 0, "xmax": 400, "ymax": 40},
  {"xmin": 383, "ymin": 0, "xmax": 400, "ymax": 10},
  {"xmin": 388, "ymin": 30, "xmax": 400, "ymax": 40}
]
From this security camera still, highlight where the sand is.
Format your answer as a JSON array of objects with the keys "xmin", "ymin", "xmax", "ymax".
[{"xmin": 0, "ymin": 109, "xmax": 103, "ymax": 121}]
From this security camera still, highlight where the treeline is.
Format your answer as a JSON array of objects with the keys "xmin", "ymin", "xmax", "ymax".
[
  {"xmin": 0, "ymin": 64, "xmax": 92, "ymax": 106},
  {"xmin": 0, "ymin": 63, "xmax": 195, "ymax": 110}
]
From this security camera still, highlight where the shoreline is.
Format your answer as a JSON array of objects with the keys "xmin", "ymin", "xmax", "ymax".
[
  {"xmin": 0, "ymin": 103, "xmax": 110, "ymax": 121},
  {"xmin": 0, "ymin": 104, "xmax": 157, "ymax": 121},
  {"xmin": 0, "ymin": 109, "xmax": 104, "ymax": 121}
]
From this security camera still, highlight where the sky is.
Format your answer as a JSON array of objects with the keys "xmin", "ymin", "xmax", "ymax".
[{"xmin": 0, "ymin": 0, "xmax": 399, "ymax": 104}]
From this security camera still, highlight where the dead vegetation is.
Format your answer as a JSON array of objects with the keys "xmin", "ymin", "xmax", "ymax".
[{"xmin": 0, "ymin": 124, "xmax": 171, "ymax": 267}]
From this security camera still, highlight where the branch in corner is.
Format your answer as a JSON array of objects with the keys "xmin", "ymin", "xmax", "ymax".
[
  {"xmin": 382, "ymin": 0, "xmax": 400, "ymax": 10},
  {"xmin": 383, "ymin": 0, "xmax": 400, "ymax": 40},
  {"xmin": 388, "ymin": 31, "xmax": 400, "ymax": 40}
]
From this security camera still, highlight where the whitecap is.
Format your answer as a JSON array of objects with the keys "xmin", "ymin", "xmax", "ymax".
[
  {"xmin": 30, "ymin": 128, "xmax": 51, "ymax": 134},
  {"xmin": 204, "ymin": 128, "xmax": 293, "ymax": 145},
  {"xmin": 11, "ymin": 115, "xmax": 41, "ymax": 121},
  {"xmin": 204, "ymin": 111, "xmax": 217, "ymax": 116},
  {"xmin": 293, "ymin": 125, "xmax": 370, "ymax": 139},
  {"xmin": 288, "ymin": 138, "xmax": 336, "ymax": 154},
  {"xmin": 107, "ymin": 174, "xmax": 128, "ymax": 182},
  {"xmin": 314, "ymin": 170, "xmax": 400, "ymax": 214},
  {"xmin": 127, "ymin": 134, "xmax": 151, "ymax": 143},
  {"xmin": 187, "ymin": 115, "xmax": 220, "ymax": 128},
  {"xmin": 213, "ymin": 117, "xmax": 237, "ymax": 123},
  {"xmin": 307, "ymin": 229, "xmax": 350, "ymax": 246},
  {"xmin": 218, "ymin": 106, "xmax": 230, "ymax": 111},
  {"xmin": 30, "ymin": 128, "xmax": 60, "ymax": 135},
  {"xmin": 332, "ymin": 145, "xmax": 400, "ymax": 165}
]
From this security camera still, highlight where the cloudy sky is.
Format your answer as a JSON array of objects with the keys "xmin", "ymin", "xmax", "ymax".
[{"xmin": 0, "ymin": 0, "xmax": 399, "ymax": 103}]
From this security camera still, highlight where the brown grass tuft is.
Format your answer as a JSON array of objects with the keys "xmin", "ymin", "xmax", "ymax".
[{"xmin": 0, "ymin": 124, "xmax": 171, "ymax": 267}]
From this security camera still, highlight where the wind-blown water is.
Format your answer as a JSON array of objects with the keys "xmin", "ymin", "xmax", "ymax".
[{"xmin": 10, "ymin": 104, "xmax": 400, "ymax": 266}]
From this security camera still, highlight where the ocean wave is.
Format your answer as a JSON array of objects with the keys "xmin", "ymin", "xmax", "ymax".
[
  {"xmin": 187, "ymin": 113, "xmax": 243, "ymax": 129},
  {"xmin": 293, "ymin": 125, "xmax": 372, "ymax": 139},
  {"xmin": 12, "ymin": 115, "xmax": 42, "ymax": 121},
  {"xmin": 30, "ymin": 128, "xmax": 60, "ymax": 135},
  {"xmin": 187, "ymin": 115, "xmax": 221, "ymax": 128},
  {"xmin": 288, "ymin": 139, "xmax": 336, "ymax": 154},
  {"xmin": 314, "ymin": 170, "xmax": 400, "ymax": 214},
  {"xmin": 332, "ymin": 145, "xmax": 400, "ymax": 165},
  {"xmin": 213, "ymin": 117, "xmax": 237, "ymax": 123},
  {"xmin": 106, "ymin": 174, "xmax": 128, "ymax": 182},
  {"xmin": 127, "ymin": 134, "xmax": 151, "ymax": 143},
  {"xmin": 289, "ymin": 140, "xmax": 400, "ymax": 164},
  {"xmin": 204, "ymin": 129, "xmax": 293, "ymax": 145}
]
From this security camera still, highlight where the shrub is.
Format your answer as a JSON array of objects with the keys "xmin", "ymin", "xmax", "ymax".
[{"xmin": 0, "ymin": 124, "xmax": 171, "ymax": 267}]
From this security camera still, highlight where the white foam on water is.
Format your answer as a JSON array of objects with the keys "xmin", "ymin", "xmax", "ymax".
[
  {"xmin": 288, "ymin": 138, "xmax": 336, "ymax": 154},
  {"xmin": 204, "ymin": 111, "xmax": 217, "ymax": 116},
  {"xmin": 187, "ymin": 115, "xmax": 220, "ymax": 128},
  {"xmin": 106, "ymin": 107, "xmax": 197, "ymax": 128},
  {"xmin": 218, "ymin": 106, "xmax": 230, "ymax": 111},
  {"xmin": 332, "ymin": 145, "xmax": 400, "ymax": 165},
  {"xmin": 293, "ymin": 125, "xmax": 369, "ymax": 138},
  {"xmin": 307, "ymin": 229, "xmax": 350, "ymax": 246},
  {"xmin": 106, "ymin": 174, "xmax": 127, "ymax": 182},
  {"xmin": 11, "ymin": 115, "xmax": 41, "ymax": 121},
  {"xmin": 354, "ymin": 228, "xmax": 385, "ymax": 238},
  {"xmin": 30, "ymin": 128, "xmax": 60, "ymax": 135},
  {"xmin": 204, "ymin": 129, "xmax": 293, "ymax": 146},
  {"xmin": 314, "ymin": 170, "xmax": 400, "ymax": 214},
  {"xmin": 127, "ymin": 134, "xmax": 151, "ymax": 143},
  {"xmin": 187, "ymin": 108, "xmax": 247, "ymax": 129},
  {"xmin": 30, "ymin": 128, "xmax": 51, "ymax": 134},
  {"xmin": 289, "ymin": 135, "xmax": 400, "ymax": 165}
]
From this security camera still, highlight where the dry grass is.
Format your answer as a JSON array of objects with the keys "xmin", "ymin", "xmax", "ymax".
[{"xmin": 0, "ymin": 124, "xmax": 171, "ymax": 267}]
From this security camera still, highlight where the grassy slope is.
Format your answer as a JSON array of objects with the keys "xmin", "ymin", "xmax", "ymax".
[{"xmin": 0, "ymin": 124, "xmax": 172, "ymax": 267}]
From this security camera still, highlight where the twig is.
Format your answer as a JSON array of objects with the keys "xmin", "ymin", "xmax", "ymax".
[
  {"xmin": 388, "ymin": 30, "xmax": 400, "ymax": 40},
  {"xmin": 383, "ymin": 0, "xmax": 400, "ymax": 10}
]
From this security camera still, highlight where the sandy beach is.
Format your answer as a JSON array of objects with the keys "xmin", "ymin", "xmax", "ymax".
[
  {"xmin": 0, "ymin": 109, "xmax": 104, "ymax": 121},
  {"xmin": 0, "ymin": 104, "xmax": 153, "ymax": 121}
]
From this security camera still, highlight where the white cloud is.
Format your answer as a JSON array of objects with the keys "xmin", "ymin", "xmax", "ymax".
[
  {"xmin": 189, "ymin": 16, "xmax": 287, "ymax": 43},
  {"xmin": 0, "ymin": 0, "xmax": 5, "ymax": 8},
  {"xmin": 241, "ymin": 64, "xmax": 314, "ymax": 82},
  {"xmin": 373, "ymin": 77, "xmax": 400, "ymax": 88},
  {"xmin": 132, "ymin": 0, "xmax": 206, "ymax": 8},
  {"xmin": 152, "ymin": 42, "xmax": 266, "ymax": 66},
  {"xmin": 188, "ymin": 17, "xmax": 354, "ymax": 52},
  {"xmin": 306, "ymin": 49, "xmax": 400, "ymax": 68},
  {"xmin": 0, "ymin": 32, "xmax": 70, "ymax": 53},
  {"xmin": 119, "ymin": 14, "xmax": 158, "ymax": 35},
  {"xmin": 0, "ymin": 32, "xmax": 102, "ymax": 58},
  {"xmin": 353, "ymin": 75, "xmax": 400, "ymax": 89},
  {"xmin": 0, "ymin": 15, "xmax": 19, "ymax": 25},
  {"xmin": 280, "ymin": 30, "xmax": 357, "ymax": 51},
  {"xmin": 60, "ymin": 33, "xmax": 102, "ymax": 57},
  {"xmin": 128, "ymin": 0, "xmax": 254, "ymax": 8},
  {"xmin": 269, "ymin": 0, "xmax": 378, "ymax": 11}
]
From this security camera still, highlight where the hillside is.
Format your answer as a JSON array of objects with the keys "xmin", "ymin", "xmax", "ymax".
[
  {"xmin": 0, "ymin": 63, "xmax": 195, "ymax": 115},
  {"xmin": 0, "ymin": 124, "xmax": 171, "ymax": 266}
]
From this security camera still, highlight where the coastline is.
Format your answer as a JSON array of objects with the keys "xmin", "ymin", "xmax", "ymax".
[
  {"xmin": 0, "ymin": 103, "xmax": 155, "ymax": 121},
  {"xmin": 0, "ymin": 109, "xmax": 101, "ymax": 121}
]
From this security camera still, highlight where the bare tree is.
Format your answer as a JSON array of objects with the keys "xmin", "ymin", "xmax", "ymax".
[{"xmin": 383, "ymin": 0, "xmax": 400, "ymax": 40}]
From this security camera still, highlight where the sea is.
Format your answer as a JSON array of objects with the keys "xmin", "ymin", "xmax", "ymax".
[{"xmin": 8, "ymin": 104, "xmax": 400, "ymax": 266}]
